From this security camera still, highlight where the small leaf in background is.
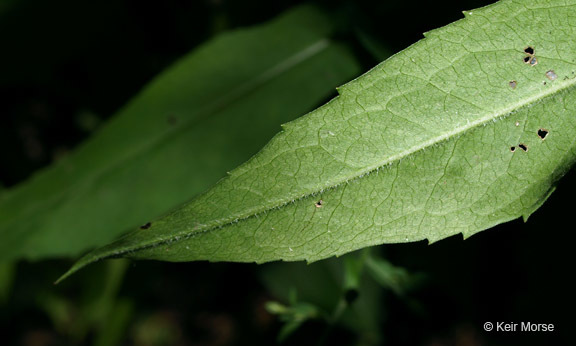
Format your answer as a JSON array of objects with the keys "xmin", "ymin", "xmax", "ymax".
[
  {"xmin": 365, "ymin": 254, "xmax": 424, "ymax": 297},
  {"xmin": 260, "ymin": 252, "xmax": 384, "ymax": 344},
  {"xmin": 38, "ymin": 259, "xmax": 131, "ymax": 344},
  {"xmin": 93, "ymin": 298, "xmax": 133, "ymax": 346},
  {"xmin": 0, "ymin": 5, "xmax": 360, "ymax": 262},
  {"xmin": 354, "ymin": 28, "xmax": 393, "ymax": 62},
  {"xmin": 60, "ymin": 0, "xmax": 576, "ymax": 281},
  {"xmin": 265, "ymin": 301, "xmax": 322, "ymax": 342}
]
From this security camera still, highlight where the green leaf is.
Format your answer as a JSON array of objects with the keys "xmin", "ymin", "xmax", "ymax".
[
  {"xmin": 59, "ymin": 0, "xmax": 576, "ymax": 282},
  {"xmin": 0, "ymin": 5, "xmax": 360, "ymax": 261},
  {"xmin": 355, "ymin": 28, "xmax": 394, "ymax": 62},
  {"xmin": 365, "ymin": 254, "xmax": 424, "ymax": 296},
  {"xmin": 260, "ymin": 252, "xmax": 384, "ymax": 343},
  {"xmin": 265, "ymin": 300, "xmax": 321, "ymax": 342}
]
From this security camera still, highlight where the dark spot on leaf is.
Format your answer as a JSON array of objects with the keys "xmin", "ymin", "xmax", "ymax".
[
  {"xmin": 344, "ymin": 289, "xmax": 359, "ymax": 304},
  {"xmin": 524, "ymin": 46, "xmax": 535, "ymax": 55},
  {"xmin": 140, "ymin": 222, "xmax": 152, "ymax": 230},
  {"xmin": 545, "ymin": 70, "xmax": 557, "ymax": 80},
  {"xmin": 538, "ymin": 128, "xmax": 549, "ymax": 140},
  {"xmin": 519, "ymin": 143, "xmax": 528, "ymax": 152},
  {"xmin": 543, "ymin": 82, "xmax": 547, "ymax": 85},
  {"xmin": 315, "ymin": 200, "xmax": 323, "ymax": 208},
  {"xmin": 509, "ymin": 80, "xmax": 517, "ymax": 89},
  {"xmin": 510, "ymin": 146, "xmax": 516, "ymax": 152},
  {"xmin": 523, "ymin": 56, "xmax": 537, "ymax": 66}
]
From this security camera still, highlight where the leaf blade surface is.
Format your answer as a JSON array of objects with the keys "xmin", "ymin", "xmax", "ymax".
[{"xmin": 59, "ymin": 0, "xmax": 576, "ymax": 281}]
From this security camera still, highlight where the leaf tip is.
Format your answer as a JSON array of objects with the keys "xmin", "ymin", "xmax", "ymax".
[
  {"xmin": 54, "ymin": 266, "xmax": 78, "ymax": 285},
  {"xmin": 54, "ymin": 251, "xmax": 103, "ymax": 284}
]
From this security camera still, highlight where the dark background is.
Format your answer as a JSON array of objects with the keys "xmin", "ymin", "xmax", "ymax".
[{"xmin": 1, "ymin": 0, "xmax": 573, "ymax": 345}]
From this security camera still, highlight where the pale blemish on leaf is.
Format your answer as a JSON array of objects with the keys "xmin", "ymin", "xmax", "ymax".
[
  {"xmin": 509, "ymin": 80, "xmax": 517, "ymax": 89},
  {"xmin": 545, "ymin": 70, "xmax": 558, "ymax": 81},
  {"xmin": 523, "ymin": 55, "xmax": 537, "ymax": 66}
]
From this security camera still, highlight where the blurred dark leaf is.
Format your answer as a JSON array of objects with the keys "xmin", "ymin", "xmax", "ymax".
[
  {"xmin": 365, "ymin": 253, "xmax": 425, "ymax": 296},
  {"xmin": 0, "ymin": 5, "xmax": 360, "ymax": 262}
]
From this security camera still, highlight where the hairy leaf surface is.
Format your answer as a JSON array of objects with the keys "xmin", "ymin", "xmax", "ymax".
[
  {"xmin": 0, "ymin": 6, "xmax": 359, "ymax": 261},
  {"xmin": 59, "ymin": 0, "xmax": 576, "ymax": 282}
]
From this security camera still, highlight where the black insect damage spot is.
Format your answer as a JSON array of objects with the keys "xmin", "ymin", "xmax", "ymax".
[
  {"xmin": 509, "ymin": 80, "xmax": 517, "ymax": 89},
  {"xmin": 140, "ymin": 222, "xmax": 152, "ymax": 230},
  {"xmin": 522, "ymin": 46, "xmax": 537, "ymax": 66},
  {"xmin": 538, "ymin": 128, "xmax": 549, "ymax": 140},
  {"xmin": 523, "ymin": 56, "xmax": 538, "ymax": 66},
  {"xmin": 315, "ymin": 200, "xmax": 323, "ymax": 208},
  {"xmin": 510, "ymin": 146, "xmax": 516, "ymax": 152},
  {"xmin": 519, "ymin": 143, "xmax": 528, "ymax": 152}
]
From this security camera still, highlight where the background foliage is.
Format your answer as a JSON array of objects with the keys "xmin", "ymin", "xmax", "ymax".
[{"xmin": 0, "ymin": 0, "xmax": 573, "ymax": 345}]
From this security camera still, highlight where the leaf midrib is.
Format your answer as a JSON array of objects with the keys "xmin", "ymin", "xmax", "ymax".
[{"xmin": 117, "ymin": 74, "xmax": 576, "ymax": 255}]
